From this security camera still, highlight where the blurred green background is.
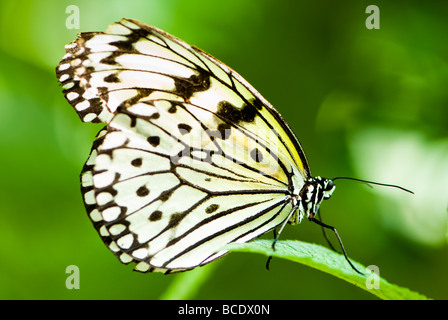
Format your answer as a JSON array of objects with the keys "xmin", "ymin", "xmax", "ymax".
[{"xmin": 0, "ymin": 0, "xmax": 447, "ymax": 299}]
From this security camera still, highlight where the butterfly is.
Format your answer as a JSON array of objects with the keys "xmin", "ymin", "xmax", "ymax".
[{"xmin": 57, "ymin": 18, "xmax": 409, "ymax": 274}]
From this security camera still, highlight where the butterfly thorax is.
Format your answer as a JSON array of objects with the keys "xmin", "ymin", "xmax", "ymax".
[{"xmin": 290, "ymin": 176, "xmax": 335, "ymax": 225}]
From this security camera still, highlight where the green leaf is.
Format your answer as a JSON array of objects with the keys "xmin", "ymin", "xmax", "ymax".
[{"xmin": 225, "ymin": 240, "xmax": 430, "ymax": 300}]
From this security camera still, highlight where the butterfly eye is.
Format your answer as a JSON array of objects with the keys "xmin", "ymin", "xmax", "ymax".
[{"xmin": 324, "ymin": 180, "xmax": 334, "ymax": 191}]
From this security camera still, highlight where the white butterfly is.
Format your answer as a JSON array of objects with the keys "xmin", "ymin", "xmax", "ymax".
[{"xmin": 57, "ymin": 18, "xmax": 368, "ymax": 274}]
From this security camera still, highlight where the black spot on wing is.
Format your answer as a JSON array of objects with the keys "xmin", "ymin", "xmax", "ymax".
[
  {"xmin": 136, "ymin": 186, "xmax": 150, "ymax": 197},
  {"xmin": 178, "ymin": 123, "xmax": 192, "ymax": 135},
  {"xmin": 208, "ymin": 123, "xmax": 231, "ymax": 141},
  {"xmin": 215, "ymin": 100, "xmax": 257, "ymax": 124},
  {"xmin": 175, "ymin": 71, "xmax": 210, "ymax": 101},
  {"xmin": 131, "ymin": 158, "xmax": 142, "ymax": 167},
  {"xmin": 147, "ymin": 136, "xmax": 160, "ymax": 147},
  {"xmin": 159, "ymin": 189, "xmax": 175, "ymax": 202},
  {"xmin": 205, "ymin": 204, "xmax": 219, "ymax": 214},
  {"xmin": 217, "ymin": 123, "xmax": 231, "ymax": 140},
  {"xmin": 104, "ymin": 74, "xmax": 121, "ymax": 83},
  {"xmin": 149, "ymin": 210, "xmax": 162, "ymax": 221},
  {"xmin": 168, "ymin": 212, "xmax": 186, "ymax": 228},
  {"xmin": 168, "ymin": 104, "xmax": 177, "ymax": 113},
  {"xmin": 251, "ymin": 97, "xmax": 264, "ymax": 110}
]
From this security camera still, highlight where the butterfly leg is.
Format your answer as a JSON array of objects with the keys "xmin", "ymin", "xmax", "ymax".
[
  {"xmin": 309, "ymin": 217, "xmax": 364, "ymax": 275},
  {"xmin": 266, "ymin": 207, "xmax": 297, "ymax": 271},
  {"xmin": 265, "ymin": 229, "xmax": 277, "ymax": 271},
  {"xmin": 316, "ymin": 209, "xmax": 339, "ymax": 253},
  {"xmin": 271, "ymin": 229, "xmax": 278, "ymax": 250}
]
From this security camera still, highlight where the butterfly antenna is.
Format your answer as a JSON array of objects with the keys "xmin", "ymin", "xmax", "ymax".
[{"xmin": 332, "ymin": 176, "xmax": 414, "ymax": 194}]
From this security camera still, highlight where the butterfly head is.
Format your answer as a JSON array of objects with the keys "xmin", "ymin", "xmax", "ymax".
[
  {"xmin": 320, "ymin": 177, "xmax": 335, "ymax": 200},
  {"xmin": 300, "ymin": 176, "xmax": 335, "ymax": 219}
]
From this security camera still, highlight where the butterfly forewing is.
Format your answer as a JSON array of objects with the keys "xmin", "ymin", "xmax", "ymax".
[{"xmin": 59, "ymin": 18, "xmax": 310, "ymax": 273}]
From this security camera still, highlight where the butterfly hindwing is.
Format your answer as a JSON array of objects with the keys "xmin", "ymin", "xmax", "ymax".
[{"xmin": 81, "ymin": 125, "xmax": 293, "ymax": 272}]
